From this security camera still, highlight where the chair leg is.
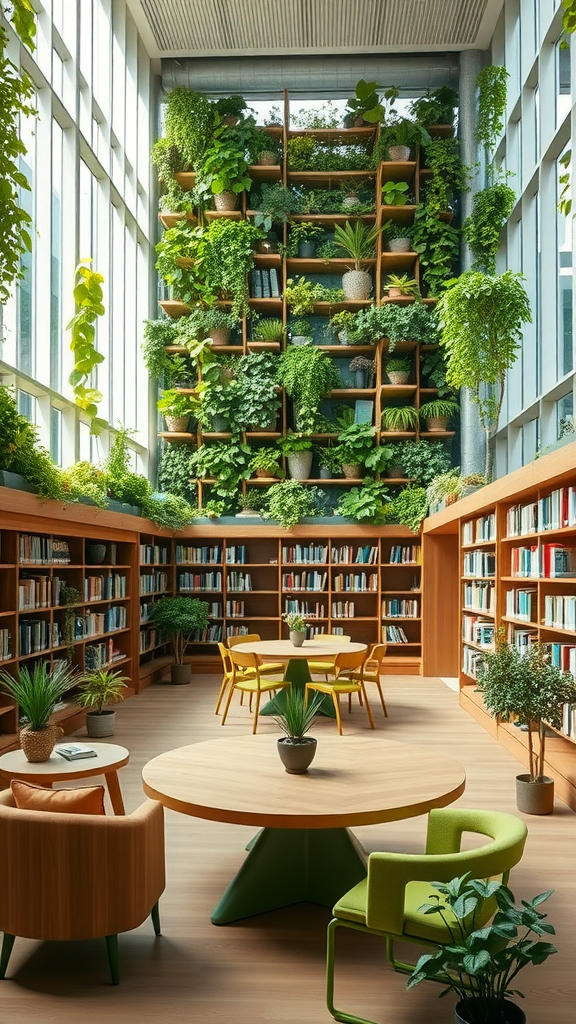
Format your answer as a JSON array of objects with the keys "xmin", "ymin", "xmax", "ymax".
[
  {"xmin": 150, "ymin": 901, "xmax": 161, "ymax": 936},
  {"xmin": 360, "ymin": 683, "xmax": 374, "ymax": 729},
  {"xmin": 221, "ymin": 682, "xmax": 237, "ymax": 725},
  {"xmin": 0, "ymin": 934, "xmax": 15, "ymax": 980},
  {"xmin": 252, "ymin": 689, "xmax": 262, "ymax": 734},
  {"xmin": 375, "ymin": 678, "xmax": 388, "ymax": 717},
  {"xmin": 333, "ymin": 692, "xmax": 343, "ymax": 734},
  {"xmin": 105, "ymin": 934, "xmax": 120, "ymax": 985},
  {"xmin": 214, "ymin": 676, "xmax": 230, "ymax": 714},
  {"xmin": 326, "ymin": 919, "xmax": 377, "ymax": 1024}
]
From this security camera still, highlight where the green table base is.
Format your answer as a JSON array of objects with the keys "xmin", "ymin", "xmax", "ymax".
[
  {"xmin": 211, "ymin": 826, "xmax": 367, "ymax": 925},
  {"xmin": 260, "ymin": 656, "xmax": 336, "ymax": 717}
]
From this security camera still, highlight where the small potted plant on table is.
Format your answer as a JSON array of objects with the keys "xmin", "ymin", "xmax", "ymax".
[
  {"xmin": 75, "ymin": 668, "xmax": 129, "ymax": 738},
  {"xmin": 283, "ymin": 611, "xmax": 308, "ymax": 647},
  {"xmin": 0, "ymin": 662, "xmax": 76, "ymax": 762},
  {"xmin": 148, "ymin": 596, "xmax": 210, "ymax": 685},
  {"xmin": 271, "ymin": 687, "xmax": 324, "ymax": 774}
]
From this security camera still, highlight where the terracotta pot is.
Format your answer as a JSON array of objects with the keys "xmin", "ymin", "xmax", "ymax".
[
  {"xmin": 209, "ymin": 328, "xmax": 231, "ymax": 346},
  {"xmin": 454, "ymin": 998, "xmax": 526, "ymax": 1024},
  {"xmin": 287, "ymin": 451, "xmax": 313, "ymax": 481},
  {"xmin": 387, "ymin": 287, "xmax": 405, "ymax": 299},
  {"xmin": 257, "ymin": 150, "xmax": 277, "ymax": 166},
  {"xmin": 516, "ymin": 773, "xmax": 554, "ymax": 815},
  {"xmin": 164, "ymin": 414, "xmax": 190, "ymax": 433},
  {"xmin": 277, "ymin": 736, "xmax": 317, "ymax": 774},
  {"xmin": 388, "ymin": 145, "xmax": 411, "ymax": 161},
  {"xmin": 387, "ymin": 370, "xmax": 410, "ymax": 385},
  {"xmin": 388, "ymin": 237, "xmax": 411, "ymax": 253},
  {"xmin": 86, "ymin": 710, "xmax": 116, "ymax": 738},
  {"xmin": 255, "ymin": 468, "xmax": 278, "ymax": 479},
  {"xmin": 170, "ymin": 663, "xmax": 191, "ymax": 685},
  {"xmin": 214, "ymin": 191, "xmax": 238, "ymax": 211},
  {"xmin": 342, "ymin": 269, "xmax": 372, "ymax": 300},
  {"xmin": 342, "ymin": 463, "xmax": 361, "ymax": 479},
  {"xmin": 426, "ymin": 415, "xmax": 449, "ymax": 432},
  {"xmin": 289, "ymin": 630, "xmax": 306, "ymax": 648},
  {"xmin": 20, "ymin": 724, "xmax": 63, "ymax": 763}
]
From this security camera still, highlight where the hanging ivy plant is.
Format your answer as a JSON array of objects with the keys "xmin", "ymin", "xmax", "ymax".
[
  {"xmin": 421, "ymin": 137, "xmax": 469, "ymax": 214},
  {"xmin": 476, "ymin": 66, "xmax": 509, "ymax": 161},
  {"xmin": 412, "ymin": 204, "xmax": 460, "ymax": 297},
  {"xmin": 67, "ymin": 260, "xmax": 106, "ymax": 434},
  {"xmin": 462, "ymin": 180, "xmax": 516, "ymax": 274}
]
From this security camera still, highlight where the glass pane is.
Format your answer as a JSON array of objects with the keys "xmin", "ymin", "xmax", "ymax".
[
  {"xmin": 556, "ymin": 393, "xmax": 574, "ymax": 438},
  {"xmin": 50, "ymin": 406, "xmax": 63, "ymax": 465},
  {"xmin": 556, "ymin": 148, "xmax": 573, "ymax": 376}
]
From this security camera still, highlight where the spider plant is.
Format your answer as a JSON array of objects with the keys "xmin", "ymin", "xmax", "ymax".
[{"xmin": 381, "ymin": 405, "xmax": 419, "ymax": 431}]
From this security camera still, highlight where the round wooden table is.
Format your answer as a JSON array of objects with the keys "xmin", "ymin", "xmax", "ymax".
[
  {"xmin": 142, "ymin": 734, "xmax": 466, "ymax": 924},
  {"xmin": 0, "ymin": 741, "xmax": 130, "ymax": 815}
]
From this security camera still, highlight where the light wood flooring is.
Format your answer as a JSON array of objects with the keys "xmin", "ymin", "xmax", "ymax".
[{"xmin": 2, "ymin": 674, "xmax": 574, "ymax": 1023}]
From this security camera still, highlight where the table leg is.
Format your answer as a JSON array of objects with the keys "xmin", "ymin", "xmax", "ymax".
[
  {"xmin": 104, "ymin": 770, "xmax": 125, "ymax": 815},
  {"xmin": 211, "ymin": 826, "xmax": 366, "ymax": 925},
  {"xmin": 260, "ymin": 658, "xmax": 336, "ymax": 717}
]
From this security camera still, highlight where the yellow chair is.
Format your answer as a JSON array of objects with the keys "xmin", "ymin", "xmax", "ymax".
[
  {"xmin": 307, "ymin": 633, "xmax": 351, "ymax": 679},
  {"xmin": 215, "ymin": 642, "xmax": 248, "ymax": 714},
  {"xmin": 227, "ymin": 633, "xmax": 284, "ymax": 676},
  {"xmin": 222, "ymin": 648, "xmax": 290, "ymax": 734},
  {"xmin": 305, "ymin": 649, "xmax": 374, "ymax": 735},
  {"xmin": 340, "ymin": 643, "xmax": 388, "ymax": 717}
]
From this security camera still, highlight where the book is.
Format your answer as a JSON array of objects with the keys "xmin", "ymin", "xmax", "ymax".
[{"xmin": 55, "ymin": 743, "xmax": 98, "ymax": 760}]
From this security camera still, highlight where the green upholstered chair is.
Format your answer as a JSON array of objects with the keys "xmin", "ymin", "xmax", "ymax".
[{"xmin": 326, "ymin": 807, "xmax": 528, "ymax": 1024}]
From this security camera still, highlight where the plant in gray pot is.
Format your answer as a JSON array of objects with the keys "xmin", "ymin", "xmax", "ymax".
[
  {"xmin": 283, "ymin": 611, "xmax": 308, "ymax": 647},
  {"xmin": 271, "ymin": 686, "xmax": 324, "ymax": 774},
  {"xmin": 148, "ymin": 596, "xmax": 210, "ymax": 684},
  {"xmin": 349, "ymin": 355, "xmax": 374, "ymax": 389},
  {"xmin": 278, "ymin": 433, "xmax": 314, "ymax": 481},
  {"xmin": 476, "ymin": 634, "xmax": 576, "ymax": 814},
  {"xmin": 407, "ymin": 873, "xmax": 557, "ymax": 1024},
  {"xmin": 75, "ymin": 668, "xmax": 129, "ymax": 738}
]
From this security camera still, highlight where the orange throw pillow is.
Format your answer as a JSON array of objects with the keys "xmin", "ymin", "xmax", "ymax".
[{"xmin": 11, "ymin": 780, "xmax": 106, "ymax": 815}]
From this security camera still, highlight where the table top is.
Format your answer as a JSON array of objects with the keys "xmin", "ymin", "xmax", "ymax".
[
  {"xmin": 0, "ymin": 741, "xmax": 130, "ymax": 781},
  {"xmin": 238, "ymin": 639, "xmax": 366, "ymax": 659},
  {"xmin": 142, "ymin": 735, "xmax": 465, "ymax": 829}
]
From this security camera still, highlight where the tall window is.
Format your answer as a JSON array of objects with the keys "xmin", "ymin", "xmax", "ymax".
[
  {"xmin": 556, "ymin": 149, "xmax": 573, "ymax": 377},
  {"xmin": 556, "ymin": 38, "xmax": 571, "ymax": 127},
  {"xmin": 50, "ymin": 120, "xmax": 63, "ymax": 391}
]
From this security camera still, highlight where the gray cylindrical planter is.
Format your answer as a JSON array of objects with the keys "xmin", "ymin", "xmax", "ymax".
[
  {"xmin": 354, "ymin": 370, "xmax": 369, "ymax": 388},
  {"xmin": 289, "ymin": 630, "xmax": 306, "ymax": 647},
  {"xmin": 298, "ymin": 240, "xmax": 316, "ymax": 258},
  {"xmin": 277, "ymin": 737, "xmax": 317, "ymax": 774},
  {"xmin": 516, "ymin": 774, "xmax": 554, "ymax": 815},
  {"xmin": 388, "ymin": 237, "xmax": 411, "ymax": 253},
  {"xmin": 171, "ymin": 663, "xmax": 191, "ymax": 685},
  {"xmin": 86, "ymin": 710, "xmax": 116, "ymax": 738},
  {"xmin": 287, "ymin": 451, "xmax": 313, "ymax": 480},
  {"xmin": 319, "ymin": 467, "xmax": 332, "ymax": 479}
]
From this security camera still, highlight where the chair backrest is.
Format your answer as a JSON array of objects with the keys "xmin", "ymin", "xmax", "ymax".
[
  {"xmin": 0, "ymin": 790, "xmax": 165, "ymax": 942},
  {"xmin": 228, "ymin": 647, "xmax": 259, "ymax": 671},
  {"xmin": 334, "ymin": 649, "xmax": 366, "ymax": 674},
  {"xmin": 364, "ymin": 643, "xmax": 387, "ymax": 671},
  {"xmin": 228, "ymin": 633, "xmax": 261, "ymax": 647},
  {"xmin": 312, "ymin": 634, "xmax": 351, "ymax": 642},
  {"xmin": 218, "ymin": 642, "xmax": 233, "ymax": 673},
  {"xmin": 365, "ymin": 807, "xmax": 528, "ymax": 936}
]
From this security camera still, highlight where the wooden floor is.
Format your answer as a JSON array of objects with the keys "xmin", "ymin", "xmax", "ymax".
[{"xmin": 2, "ymin": 674, "xmax": 575, "ymax": 1023}]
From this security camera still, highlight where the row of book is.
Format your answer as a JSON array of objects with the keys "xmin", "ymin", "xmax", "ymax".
[
  {"xmin": 462, "ymin": 616, "xmax": 495, "ymax": 647},
  {"xmin": 282, "ymin": 545, "xmax": 328, "ymax": 565},
  {"xmin": 509, "ymin": 628, "xmax": 537, "ymax": 649},
  {"xmin": 549, "ymin": 643, "xmax": 576, "ymax": 672},
  {"xmin": 462, "ymin": 514, "xmax": 496, "ymax": 545},
  {"xmin": 462, "ymin": 581, "xmax": 495, "ymax": 614},
  {"xmin": 332, "ymin": 545, "xmax": 378, "ymax": 565},
  {"xmin": 140, "ymin": 544, "xmax": 169, "ymax": 565},
  {"xmin": 560, "ymin": 702, "xmax": 576, "ymax": 741},
  {"xmin": 382, "ymin": 625, "xmax": 410, "ymax": 643},
  {"xmin": 225, "ymin": 625, "xmax": 250, "ymax": 639},
  {"xmin": 282, "ymin": 571, "xmax": 327, "ymax": 592},
  {"xmin": 463, "ymin": 550, "xmax": 496, "ymax": 578},
  {"xmin": 249, "ymin": 267, "xmax": 280, "ymax": 297},
  {"xmin": 19, "ymin": 535, "xmax": 70, "ymax": 565},
  {"xmin": 225, "ymin": 546, "xmax": 248, "ymax": 564},
  {"xmin": 332, "ymin": 602, "xmax": 355, "ymax": 618},
  {"xmin": 510, "ymin": 543, "xmax": 576, "ymax": 578},
  {"xmin": 18, "ymin": 575, "xmax": 66, "ymax": 610},
  {"xmin": 227, "ymin": 572, "xmax": 253, "ymax": 592},
  {"xmin": 140, "ymin": 572, "xmax": 169, "ymax": 595},
  {"xmin": 207, "ymin": 603, "xmax": 222, "ymax": 618},
  {"xmin": 507, "ymin": 486, "xmax": 576, "ymax": 537},
  {"xmin": 140, "ymin": 628, "xmax": 158, "ymax": 653},
  {"xmin": 462, "ymin": 644, "xmax": 484, "ymax": 679},
  {"xmin": 543, "ymin": 595, "xmax": 576, "ymax": 632},
  {"xmin": 0, "ymin": 629, "xmax": 12, "ymax": 660},
  {"xmin": 19, "ymin": 619, "xmax": 61, "ymax": 655},
  {"xmin": 85, "ymin": 574, "xmax": 126, "ymax": 601},
  {"xmin": 176, "ymin": 545, "xmax": 221, "ymax": 565},
  {"xmin": 333, "ymin": 573, "xmax": 378, "ymax": 593},
  {"xmin": 382, "ymin": 599, "xmax": 419, "ymax": 619},
  {"xmin": 226, "ymin": 601, "xmax": 245, "ymax": 617},
  {"xmin": 85, "ymin": 640, "xmax": 124, "ymax": 669},
  {"xmin": 77, "ymin": 606, "xmax": 127, "ymax": 636},
  {"xmin": 284, "ymin": 600, "xmax": 326, "ymax": 618},
  {"xmin": 505, "ymin": 588, "xmax": 537, "ymax": 623},
  {"xmin": 190, "ymin": 625, "xmax": 223, "ymax": 642},
  {"xmin": 178, "ymin": 572, "xmax": 223, "ymax": 592},
  {"xmin": 389, "ymin": 545, "xmax": 421, "ymax": 564}
]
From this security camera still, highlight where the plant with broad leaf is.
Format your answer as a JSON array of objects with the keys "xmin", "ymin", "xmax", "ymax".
[
  {"xmin": 67, "ymin": 260, "xmax": 106, "ymax": 434},
  {"xmin": 407, "ymin": 874, "xmax": 557, "ymax": 1024}
]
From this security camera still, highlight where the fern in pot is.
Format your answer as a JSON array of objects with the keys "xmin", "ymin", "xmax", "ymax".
[
  {"xmin": 419, "ymin": 397, "xmax": 460, "ymax": 432},
  {"xmin": 271, "ymin": 686, "xmax": 324, "ymax": 774},
  {"xmin": 75, "ymin": 668, "xmax": 129, "ymax": 738}
]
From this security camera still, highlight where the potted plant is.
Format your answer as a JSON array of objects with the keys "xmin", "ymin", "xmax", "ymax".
[
  {"xmin": 290, "ymin": 319, "xmax": 314, "ymax": 345},
  {"xmin": 426, "ymin": 469, "xmax": 463, "ymax": 510},
  {"xmin": 381, "ymin": 180, "xmax": 411, "ymax": 207},
  {"xmin": 354, "ymin": 302, "xmax": 435, "ymax": 351},
  {"xmin": 249, "ymin": 448, "xmax": 284, "ymax": 480},
  {"xmin": 265, "ymin": 479, "xmax": 317, "ymax": 528},
  {"xmin": 387, "ymin": 439, "xmax": 452, "ymax": 485},
  {"xmin": 316, "ymin": 445, "xmax": 342, "ymax": 480},
  {"xmin": 407, "ymin": 874, "xmax": 557, "ymax": 1024},
  {"xmin": 284, "ymin": 276, "xmax": 317, "ymax": 317},
  {"xmin": 333, "ymin": 221, "xmax": 382, "ymax": 300},
  {"xmin": 237, "ymin": 372, "xmax": 282, "ymax": 432},
  {"xmin": 476, "ymin": 637, "xmax": 576, "ymax": 814},
  {"xmin": 251, "ymin": 318, "xmax": 286, "ymax": 344},
  {"xmin": 148, "ymin": 596, "xmax": 210, "ymax": 684},
  {"xmin": 337, "ymin": 479, "xmax": 390, "ymax": 523},
  {"xmin": 252, "ymin": 182, "xmax": 299, "ymax": 234},
  {"xmin": 277, "ymin": 433, "xmax": 314, "ymax": 480},
  {"xmin": 409, "ymin": 86, "xmax": 458, "ymax": 129},
  {"xmin": 236, "ymin": 488, "xmax": 270, "ymax": 517},
  {"xmin": 202, "ymin": 307, "xmax": 239, "ymax": 346},
  {"xmin": 199, "ymin": 121, "xmax": 253, "ymax": 210},
  {"xmin": 381, "ymin": 405, "xmax": 419, "ymax": 432},
  {"xmin": 157, "ymin": 389, "xmax": 197, "ymax": 433},
  {"xmin": 382, "ymin": 485, "xmax": 428, "ymax": 531},
  {"xmin": 386, "ymin": 357, "xmax": 411, "ymax": 384},
  {"xmin": 282, "ymin": 611, "xmax": 308, "ymax": 648},
  {"xmin": 189, "ymin": 439, "xmax": 252, "ymax": 501},
  {"xmin": 343, "ymin": 79, "xmax": 385, "ymax": 128},
  {"xmin": 333, "ymin": 422, "xmax": 376, "ymax": 478},
  {"xmin": 384, "ymin": 273, "xmax": 421, "ymax": 299},
  {"xmin": 277, "ymin": 344, "xmax": 340, "ymax": 433},
  {"xmin": 0, "ymin": 662, "xmax": 76, "ymax": 762},
  {"xmin": 349, "ymin": 355, "xmax": 374, "ymax": 389},
  {"xmin": 75, "ymin": 668, "xmax": 129, "ymax": 738},
  {"xmin": 271, "ymin": 687, "xmax": 324, "ymax": 773},
  {"xmin": 287, "ymin": 221, "xmax": 325, "ymax": 259},
  {"xmin": 378, "ymin": 117, "xmax": 431, "ymax": 160},
  {"xmin": 214, "ymin": 94, "xmax": 247, "ymax": 126},
  {"xmin": 387, "ymin": 223, "xmax": 414, "ymax": 254},
  {"xmin": 419, "ymin": 397, "xmax": 460, "ymax": 431},
  {"xmin": 328, "ymin": 310, "xmax": 359, "ymax": 344}
]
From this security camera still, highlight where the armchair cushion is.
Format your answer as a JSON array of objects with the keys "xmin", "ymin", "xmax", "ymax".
[{"xmin": 11, "ymin": 780, "xmax": 106, "ymax": 815}]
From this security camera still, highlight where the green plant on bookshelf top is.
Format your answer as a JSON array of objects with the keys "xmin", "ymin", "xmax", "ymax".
[
  {"xmin": 277, "ymin": 345, "xmax": 340, "ymax": 433},
  {"xmin": 343, "ymin": 79, "xmax": 390, "ymax": 126},
  {"xmin": 373, "ymin": 119, "xmax": 431, "ymax": 162},
  {"xmin": 381, "ymin": 180, "xmax": 412, "ymax": 206},
  {"xmin": 382, "ymin": 485, "xmax": 428, "ymax": 532},
  {"xmin": 332, "ymin": 423, "xmax": 376, "ymax": 468},
  {"xmin": 337, "ymin": 479, "xmax": 390, "ymax": 523},
  {"xmin": 0, "ymin": 386, "xmax": 65, "ymax": 502},
  {"xmin": 264, "ymin": 479, "xmax": 318, "ymax": 529},
  {"xmin": 409, "ymin": 87, "xmax": 458, "ymax": 127},
  {"xmin": 198, "ymin": 120, "xmax": 254, "ymax": 198},
  {"xmin": 426, "ymin": 469, "xmax": 462, "ymax": 506},
  {"xmin": 214, "ymin": 94, "xmax": 248, "ymax": 120},
  {"xmin": 333, "ymin": 220, "xmax": 383, "ymax": 268},
  {"xmin": 238, "ymin": 488, "xmax": 271, "ymax": 514},
  {"xmin": 387, "ymin": 440, "xmax": 452, "ymax": 486}
]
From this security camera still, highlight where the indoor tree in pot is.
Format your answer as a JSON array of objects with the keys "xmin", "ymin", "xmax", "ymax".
[
  {"xmin": 476, "ymin": 636, "xmax": 576, "ymax": 814},
  {"xmin": 148, "ymin": 596, "xmax": 210, "ymax": 684},
  {"xmin": 0, "ymin": 662, "xmax": 77, "ymax": 762},
  {"xmin": 283, "ymin": 611, "xmax": 308, "ymax": 648},
  {"xmin": 333, "ymin": 220, "xmax": 383, "ymax": 300},
  {"xmin": 407, "ymin": 873, "xmax": 557, "ymax": 1024},
  {"xmin": 75, "ymin": 668, "xmax": 129, "ymax": 738},
  {"xmin": 271, "ymin": 686, "xmax": 324, "ymax": 773}
]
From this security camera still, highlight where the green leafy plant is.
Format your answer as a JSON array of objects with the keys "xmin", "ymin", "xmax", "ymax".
[
  {"xmin": 61, "ymin": 461, "xmax": 108, "ymax": 508},
  {"xmin": 291, "ymin": 319, "xmax": 313, "ymax": 339},
  {"xmin": 277, "ymin": 432, "xmax": 313, "ymax": 456},
  {"xmin": 148, "ymin": 596, "xmax": 210, "ymax": 664},
  {"xmin": 271, "ymin": 687, "xmax": 324, "ymax": 740},
  {"xmin": 387, "ymin": 223, "xmax": 414, "ymax": 243},
  {"xmin": 157, "ymin": 444, "xmax": 197, "ymax": 504},
  {"xmin": 386, "ymin": 357, "xmax": 411, "ymax": 373},
  {"xmin": 426, "ymin": 469, "xmax": 462, "ymax": 506},
  {"xmin": 382, "ymin": 485, "xmax": 428, "ymax": 531},
  {"xmin": 387, "ymin": 440, "xmax": 452, "ymax": 486},
  {"xmin": 420, "ymin": 347, "xmax": 452, "ymax": 396},
  {"xmin": 238, "ymin": 488, "xmax": 270, "ymax": 513},
  {"xmin": 0, "ymin": 661, "xmax": 76, "ymax": 730},
  {"xmin": 381, "ymin": 180, "xmax": 411, "ymax": 206},
  {"xmin": 265, "ymin": 479, "xmax": 317, "ymax": 529},
  {"xmin": 409, "ymin": 87, "xmax": 458, "ymax": 127},
  {"xmin": 142, "ymin": 318, "xmax": 179, "ymax": 379},
  {"xmin": 363, "ymin": 443, "xmax": 393, "ymax": 475},
  {"xmin": 333, "ymin": 423, "xmax": 376, "ymax": 467},
  {"xmin": 151, "ymin": 136, "xmax": 184, "ymax": 187},
  {"xmin": 412, "ymin": 203, "xmax": 460, "ymax": 296},
  {"xmin": 328, "ymin": 309, "xmax": 360, "ymax": 343},
  {"xmin": 249, "ymin": 449, "xmax": 284, "ymax": 478},
  {"xmin": 437, "ymin": 270, "xmax": 532, "ymax": 479},
  {"xmin": 155, "ymin": 221, "xmax": 212, "ymax": 307},
  {"xmin": 381, "ymin": 405, "xmax": 419, "ymax": 431},
  {"xmin": 407, "ymin": 874, "xmax": 557, "ymax": 1024},
  {"xmin": 421, "ymin": 136, "xmax": 469, "ymax": 214},
  {"xmin": 477, "ymin": 635, "xmax": 576, "ymax": 782},
  {"xmin": 67, "ymin": 259, "xmax": 107, "ymax": 434},
  {"xmin": 75, "ymin": 669, "xmax": 129, "ymax": 716},
  {"xmin": 374, "ymin": 118, "xmax": 431, "ymax": 160},
  {"xmin": 164, "ymin": 87, "xmax": 214, "ymax": 170},
  {"xmin": 344, "ymin": 79, "xmax": 386, "ymax": 125},
  {"xmin": 203, "ymin": 219, "xmax": 263, "ymax": 318},
  {"xmin": 190, "ymin": 440, "xmax": 252, "ymax": 501},
  {"xmin": 214, "ymin": 94, "xmax": 247, "ymax": 119},
  {"xmin": 317, "ymin": 239, "xmax": 340, "ymax": 261},
  {"xmin": 0, "ymin": 0, "xmax": 36, "ymax": 304},
  {"xmin": 462, "ymin": 181, "xmax": 516, "ymax": 274},
  {"xmin": 284, "ymin": 276, "xmax": 317, "ymax": 316},
  {"xmin": 277, "ymin": 345, "xmax": 340, "ymax": 432},
  {"xmin": 252, "ymin": 318, "xmax": 286, "ymax": 343},
  {"xmin": 419, "ymin": 398, "xmax": 460, "ymax": 423},
  {"xmin": 252, "ymin": 182, "xmax": 299, "ymax": 233},
  {"xmin": 143, "ymin": 492, "xmax": 194, "ymax": 531},
  {"xmin": 316, "ymin": 444, "xmax": 342, "ymax": 474},
  {"xmin": 384, "ymin": 273, "xmax": 420, "ymax": 297},
  {"xmin": 0, "ymin": 386, "xmax": 64, "ymax": 500},
  {"xmin": 157, "ymin": 388, "xmax": 200, "ymax": 421},
  {"xmin": 286, "ymin": 221, "xmax": 325, "ymax": 257},
  {"xmin": 337, "ymin": 479, "xmax": 390, "ymax": 523},
  {"xmin": 476, "ymin": 65, "xmax": 509, "ymax": 166},
  {"xmin": 291, "ymin": 102, "xmax": 340, "ymax": 129},
  {"xmin": 333, "ymin": 220, "xmax": 383, "ymax": 269},
  {"xmin": 199, "ymin": 119, "xmax": 254, "ymax": 197}
]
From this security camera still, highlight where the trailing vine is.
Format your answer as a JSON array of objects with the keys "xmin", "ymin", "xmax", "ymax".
[
  {"xmin": 476, "ymin": 65, "xmax": 509, "ymax": 173},
  {"xmin": 163, "ymin": 88, "xmax": 214, "ymax": 170},
  {"xmin": 462, "ymin": 180, "xmax": 516, "ymax": 273},
  {"xmin": 412, "ymin": 204, "xmax": 460, "ymax": 297},
  {"xmin": 421, "ymin": 137, "xmax": 469, "ymax": 214},
  {"xmin": 67, "ymin": 260, "xmax": 106, "ymax": 434}
]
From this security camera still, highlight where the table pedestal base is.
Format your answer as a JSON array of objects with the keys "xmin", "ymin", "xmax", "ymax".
[
  {"xmin": 260, "ymin": 658, "xmax": 336, "ymax": 718},
  {"xmin": 211, "ymin": 826, "xmax": 367, "ymax": 924}
]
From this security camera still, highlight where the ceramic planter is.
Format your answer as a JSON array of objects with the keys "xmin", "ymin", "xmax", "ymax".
[
  {"xmin": 164, "ymin": 414, "xmax": 190, "ymax": 433},
  {"xmin": 387, "ymin": 370, "xmax": 410, "ymax": 385},
  {"xmin": 86, "ymin": 543, "xmax": 107, "ymax": 565},
  {"xmin": 454, "ymin": 998, "xmax": 526, "ymax": 1024},
  {"xmin": 387, "ymin": 287, "xmax": 406, "ymax": 299},
  {"xmin": 287, "ymin": 451, "xmax": 313, "ymax": 480},
  {"xmin": 214, "ymin": 191, "xmax": 238, "ymax": 211},
  {"xmin": 298, "ymin": 240, "xmax": 316, "ymax": 258},
  {"xmin": 354, "ymin": 369, "xmax": 369, "ymax": 388},
  {"xmin": 319, "ymin": 467, "xmax": 332, "ymax": 479},
  {"xmin": 277, "ymin": 736, "xmax": 317, "ymax": 774},
  {"xmin": 516, "ymin": 773, "xmax": 554, "ymax": 815},
  {"xmin": 209, "ymin": 328, "xmax": 231, "ymax": 346},
  {"xmin": 257, "ymin": 150, "xmax": 277, "ymax": 166},
  {"xmin": 170, "ymin": 663, "xmax": 191, "ymax": 685},
  {"xmin": 20, "ymin": 724, "xmax": 62, "ymax": 763},
  {"xmin": 342, "ymin": 269, "xmax": 372, "ymax": 301},
  {"xmin": 342, "ymin": 463, "xmax": 361, "ymax": 479},
  {"xmin": 86, "ymin": 710, "xmax": 116, "ymax": 738},
  {"xmin": 426, "ymin": 415, "xmax": 449, "ymax": 432},
  {"xmin": 289, "ymin": 630, "xmax": 306, "ymax": 647},
  {"xmin": 388, "ymin": 144, "xmax": 411, "ymax": 161},
  {"xmin": 388, "ymin": 237, "xmax": 411, "ymax": 253},
  {"xmin": 342, "ymin": 194, "xmax": 361, "ymax": 209}
]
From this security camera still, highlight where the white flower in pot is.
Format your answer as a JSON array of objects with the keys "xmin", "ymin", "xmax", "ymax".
[{"xmin": 283, "ymin": 611, "xmax": 308, "ymax": 647}]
